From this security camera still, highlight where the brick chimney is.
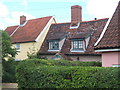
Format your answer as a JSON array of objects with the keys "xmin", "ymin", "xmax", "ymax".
[
  {"xmin": 20, "ymin": 15, "xmax": 26, "ymax": 25},
  {"xmin": 71, "ymin": 5, "xmax": 82, "ymax": 26}
]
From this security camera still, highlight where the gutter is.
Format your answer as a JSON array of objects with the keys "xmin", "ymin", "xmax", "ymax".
[{"xmin": 95, "ymin": 48, "xmax": 120, "ymax": 52}]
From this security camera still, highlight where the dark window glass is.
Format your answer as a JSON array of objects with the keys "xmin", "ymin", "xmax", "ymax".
[{"xmin": 50, "ymin": 41, "xmax": 59, "ymax": 50}]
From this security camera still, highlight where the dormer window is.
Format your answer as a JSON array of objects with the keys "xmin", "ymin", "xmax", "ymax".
[
  {"xmin": 48, "ymin": 38, "xmax": 66, "ymax": 52},
  {"xmin": 49, "ymin": 41, "xmax": 59, "ymax": 50},
  {"xmin": 71, "ymin": 39, "xmax": 85, "ymax": 52}
]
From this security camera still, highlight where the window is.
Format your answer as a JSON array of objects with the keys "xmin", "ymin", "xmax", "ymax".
[
  {"xmin": 112, "ymin": 64, "xmax": 120, "ymax": 67},
  {"xmin": 72, "ymin": 40, "xmax": 84, "ymax": 50},
  {"xmin": 16, "ymin": 43, "xmax": 20, "ymax": 51},
  {"xmin": 49, "ymin": 41, "xmax": 59, "ymax": 50}
]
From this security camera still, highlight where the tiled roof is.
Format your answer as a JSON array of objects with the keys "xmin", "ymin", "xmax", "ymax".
[
  {"xmin": 5, "ymin": 16, "xmax": 53, "ymax": 43},
  {"xmin": 39, "ymin": 18, "xmax": 108, "ymax": 56},
  {"xmin": 95, "ymin": 1, "xmax": 120, "ymax": 49},
  {"xmin": 69, "ymin": 32, "xmax": 91, "ymax": 39},
  {"xmin": 5, "ymin": 25, "xmax": 18, "ymax": 36}
]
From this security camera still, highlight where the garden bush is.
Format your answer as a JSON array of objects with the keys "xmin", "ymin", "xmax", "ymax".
[
  {"xmin": 19, "ymin": 58, "xmax": 102, "ymax": 67},
  {"xmin": 16, "ymin": 59, "xmax": 120, "ymax": 88},
  {"xmin": 2, "ymin": 60, "xmax": 19, "ymax": 83},
  {"xmin": 2, "ymin": 58, "xmax": 101, "ymax": 83}
]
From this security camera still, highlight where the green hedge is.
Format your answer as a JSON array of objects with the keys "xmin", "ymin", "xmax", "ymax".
[
  {"xmin": 18, "ymin": 58, "xmax": 102, "ymax": 67},
  {"xmin": 2, "ymin": 60, "xmax": 19, "ymax": 83},
  {"xmin": 2, "ymin": 58, "xmax": 101, "ymax": 83},
  {"xmin": 16, "ymin": 59, "xmax": 120, "ymax": 88}
]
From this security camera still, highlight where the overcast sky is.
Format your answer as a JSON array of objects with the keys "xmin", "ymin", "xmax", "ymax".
[{"xmin": 0, "ymin": 0, "xmax": 119, "ymax": 30}]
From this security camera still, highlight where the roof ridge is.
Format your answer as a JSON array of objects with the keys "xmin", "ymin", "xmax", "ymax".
[
  {"xmin": 52, "ymin": 18, "xmax": 108, "ymax": 25},
  {"xmin": 52, "ymin": 22, "xmax": 71, "ymax": 25},
  {"xmin": 28, "ymin": 16, "xmax": 53, "ymax": 21},
  {"xmin": 82, "ymin": 18, "xmax": 108, "ymax": 23},
  {"xmin": 6, "ymin": 16, "xmax": 53, "ymax": 28}
]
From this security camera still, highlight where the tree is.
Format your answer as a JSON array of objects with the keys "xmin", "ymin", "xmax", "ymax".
[{"xmin": 1, "ymin": 30, "xmax": 17, "ymax": 60}]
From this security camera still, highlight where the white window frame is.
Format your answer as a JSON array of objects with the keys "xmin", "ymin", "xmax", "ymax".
[
  {"xmin": 71, "ymin": 40, "xmax": 85, "ymax": 52},
  {"xmin": 72, "ymin": 40, "xmax": 84, "ymax": 50},
  {"xmin": 49, "ymin": 41, "xmax": 59, "ymax": 50}
]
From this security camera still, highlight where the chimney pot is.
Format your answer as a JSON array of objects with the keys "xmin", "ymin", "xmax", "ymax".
[
  {"xmin": 94, "ymin": 18, "xmax": 97, "ymax": 20},
  {"xmin": 20, "ymin": 15, "xmax": 26, "ymax": 25}
]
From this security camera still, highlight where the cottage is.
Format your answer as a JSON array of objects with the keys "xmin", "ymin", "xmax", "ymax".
[
  {"xmin": 39, "ymin": 5, "xmax": 108, "ymax": 61},
  {"xmin": 94, "ymin": 1, "xmax": 120, "ymax": 67},
  {"xmin": 5, "ymin": 16, "xmax": 56, "ymax": 60}
]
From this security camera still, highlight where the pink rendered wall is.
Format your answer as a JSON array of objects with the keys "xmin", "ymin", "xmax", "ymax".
[{"xmin": 102, "ymin": 51, "xmax": 120, "ymax": 67}]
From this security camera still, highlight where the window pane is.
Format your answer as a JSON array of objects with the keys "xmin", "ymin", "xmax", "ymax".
[
  {"xmin": 16, "ymin": 43, "xmax": 20, "ymax": 50},
  {"xmin": 49, "ymin": 41, "xmax": 59, "ymax": 50},
  {"xmin": 72, "ymin": 40, "xmax": 84, "ymax": 50}
]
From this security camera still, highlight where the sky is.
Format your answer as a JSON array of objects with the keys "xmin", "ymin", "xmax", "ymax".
[{"xmin": 0, "ymin": 0, "xmax": 119, "ymax": 30}]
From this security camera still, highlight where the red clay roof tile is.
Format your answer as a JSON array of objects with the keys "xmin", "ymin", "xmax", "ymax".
[
  {"xmin": 5, "ymin": 25, "xmax": 18, "ymax": 36},
  {"xmin": 5, "ymin": 16, "xmax": 52, "ymax": 43}
]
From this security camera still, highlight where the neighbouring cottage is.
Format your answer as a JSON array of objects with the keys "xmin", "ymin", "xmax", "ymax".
[
  {"xmin": 94, "ymin": 1, "xmax": 120, "ymax": 67},
  {"xmin": 38, "ymin": 5, "xmax": 108, "ymax": 62},
  {"xmin": 5, "ymin": 16, "xmax": 56, "ymax": 60}
]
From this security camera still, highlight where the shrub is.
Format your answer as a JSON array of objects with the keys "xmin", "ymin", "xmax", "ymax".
[
  {"xmin": 72, "ymin": 67, "xmax": 120, "ymax": 88},
  {"xmin": 2, "ymin": 60, "xmax": 19, "ymax": 83},
  {"xmin": 21, "ymin": 58, "xmax": 102, "ymax": 67},
  {"xmin": 16, "ymin": 59, "xmax": 120, "ymax": 89},
  {"xmin": 1, "ymin": 58, "xmax": 101, "ymax": 83},
  {"xmin": 16, "ymin": 65, "xmax": 77, "ymax": 88}
]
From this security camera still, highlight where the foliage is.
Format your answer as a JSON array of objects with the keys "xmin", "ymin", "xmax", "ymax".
[
  {"xmin": 2, "ymin": 60, "xmax": 19, "ymax": 83},
  {"xmin": 20, "ymin": 58, "xmax": 102, "ymax": 67},
  {"xmin": 27, "ymin": 52, "xmax": 38, "ymax": 59},
  {"xmin": 16, "ymin": 62, "xmax": 120, "ymax": 88},
  {"xmin": 72, "ymin": 67, "xmax": 120, "ymax": 88},
  {"xmin": 37, "ymin": 55, "xmax": 48, "ymax": 59},
  {"xmin": 0, "ymin": 63, "xmax": 2, "ymax": 83},
  {"xmin": 27, "ymin": 51, "xmax": 47, "ymax": 59},
  {"xmin": 1, "ymin": 31, "xmax": 17, "ymax": 60},
  {"xmin": 1, "ymin": 30, "xmax": 17, "ymax": 82},
  {"xmin": 26, "ymin": 43, "xmax": 40, "ymax": 59}
]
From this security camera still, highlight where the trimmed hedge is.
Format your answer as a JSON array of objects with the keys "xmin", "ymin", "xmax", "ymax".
[
  {"xmin": 18, "ymin": 58, "xmax": 102, "ymax": 67},
  {"xmin": 16, "ymin": 59, "xmax": 120, "ymax": 88},
  {"xmin": 2, "ymin": 58, "xmax": 101, "ymax": 83},
  {"xmin": 2, "ymin": 60, "xmax": 19, "ymax": 83}
]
